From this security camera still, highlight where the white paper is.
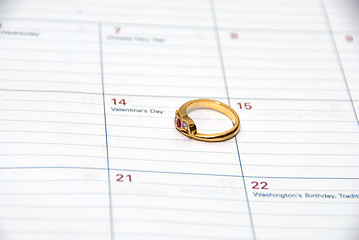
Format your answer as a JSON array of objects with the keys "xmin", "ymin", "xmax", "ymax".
[{"xmin": 0, "ymin": 0, "xmax": 359, "ymax": 239}]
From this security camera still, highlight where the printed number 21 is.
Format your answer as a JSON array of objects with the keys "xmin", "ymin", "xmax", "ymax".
[{"xmin": 116, "ymin": 174, "xmax": 132, "ymax": 182}]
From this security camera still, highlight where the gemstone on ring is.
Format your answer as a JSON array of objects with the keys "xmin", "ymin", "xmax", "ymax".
[{"xmin": 176, "ymin": 118, "xmax": 181, "ymax": 128}]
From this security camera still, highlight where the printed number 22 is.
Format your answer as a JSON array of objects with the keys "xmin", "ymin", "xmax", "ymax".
[{"xmin": 252, "ymin": 181, "xmax": 268, "ymax": 189}]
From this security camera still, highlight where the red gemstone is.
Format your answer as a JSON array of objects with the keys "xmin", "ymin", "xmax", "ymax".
[{"xmin": 177, "ymin": 119, "xmax": 181, "ymax": 128}]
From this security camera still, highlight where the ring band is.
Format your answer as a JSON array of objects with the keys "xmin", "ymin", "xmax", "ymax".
[{"xmin": 175, "ymin": 99, "xmax": 240, "ymax": 142}]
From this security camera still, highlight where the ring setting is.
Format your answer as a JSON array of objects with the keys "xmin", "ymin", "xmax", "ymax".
[{"xmin": 174, "ymin": 99, "xmax": 240, "ymax": 142}]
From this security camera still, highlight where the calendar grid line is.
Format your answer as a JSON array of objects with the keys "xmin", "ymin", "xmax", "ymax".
[
  {"xmin": 2, "ymin": 49, "xmax": 357, "ymax": 61},
  {"xmin": 2, "ymin": 165, "xmax": 359, "ymax": 180},
  {"xmin": 2, "ymin": 130, "xmax": 359, "ymax": 145},
  {"xmin": 1, "ymin": 119, "xmax": 358, "ymax": 134},
  {"xmin": 1, "ymin": 88, "xmax": 358, "ymax": 103},
  {"xmin": 320, "ymin": 0, "xmax": 359, "ymax": 126},
  {"xmin": 3, "ymin": 16, "xmax": 359, "ymax": 34},
  {"xmin": 209, "ymin": 1, "xmax": 257, "ymax": 240},
  {"xmin": 97, "ymin": 22, "xmax": 115, "ymax": 240}
]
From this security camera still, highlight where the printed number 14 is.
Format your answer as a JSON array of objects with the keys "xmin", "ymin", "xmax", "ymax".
[{"xmin": 112, "ymin": 98, "xmax": 126, "ymax": 105}]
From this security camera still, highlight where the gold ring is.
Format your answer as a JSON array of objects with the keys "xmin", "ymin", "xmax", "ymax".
[{"xmin": 175, "ymin": 99, "xmax": 240, "ymax": 142}]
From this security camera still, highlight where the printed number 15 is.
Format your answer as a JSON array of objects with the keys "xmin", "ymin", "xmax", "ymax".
[{"xmin": 237, "ymin": 102, "xmax": 252, "ymax": 110}]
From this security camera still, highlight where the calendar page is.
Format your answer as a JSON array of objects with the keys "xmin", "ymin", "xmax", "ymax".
[{"xmin": 0, "ymin": 0, "xmax": 359, "ymax": 240}]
